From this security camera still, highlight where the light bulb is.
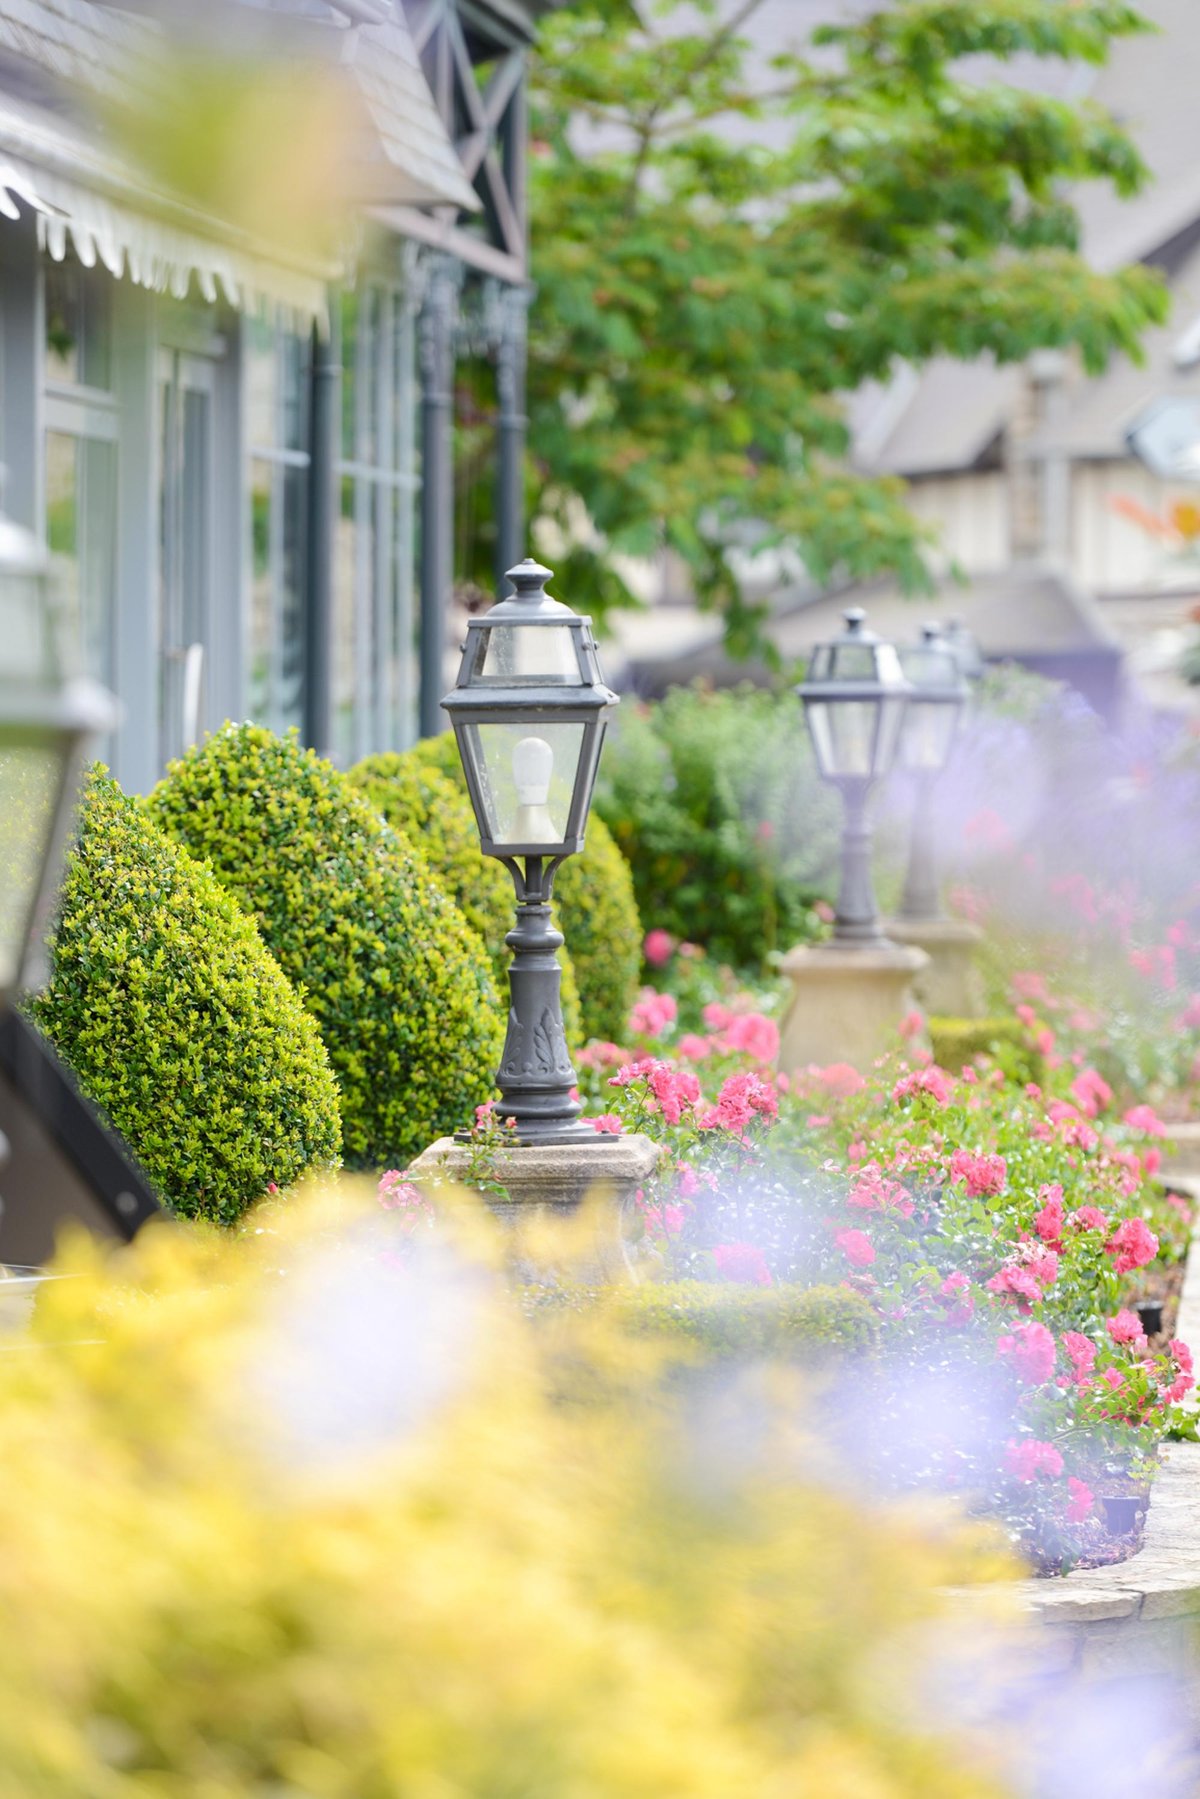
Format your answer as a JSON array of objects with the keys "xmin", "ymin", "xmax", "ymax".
[{"xmin": 511, "ymin": 734, "xmax": 558, "ymax": 842}]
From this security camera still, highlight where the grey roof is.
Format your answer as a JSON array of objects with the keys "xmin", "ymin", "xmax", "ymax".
[
  {"xmin": 847, "ymin": 0, "xmax": 1200, "ymax": 477},
  {"xmin": 626, "ymin": 564, "xmax": 1122, "ymax": 695},
  {"xmin": 0, "ymin": 0, "xmax": 476, "ymax": 215}
]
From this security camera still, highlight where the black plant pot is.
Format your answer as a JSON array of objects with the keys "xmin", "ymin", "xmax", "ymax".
[
  {"xmin": 1098, "ymin": 1494, "xmax": 1143, "ymax": 1536},
  {"xmin": 1134, "ymin": 1298, "xmax": 1164, "ymax": 1338}
]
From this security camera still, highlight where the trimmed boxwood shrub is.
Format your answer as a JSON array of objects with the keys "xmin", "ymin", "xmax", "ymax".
[
  {"xmin": 349, "ymin": 751, "xmax": 583, "ymax": 1048},
  {"xmin": 928, "ymin": 1014, "xmax": 1043, "ymax": 1086},
  {"xmin": 406, "ymin": 733, "xmax": 642, "ymax": 1044},
  {"xmin": 31, "ymin": 769, "xmax": 341, "ymax": 1224},
  {"xmin": 147, "ymin": 725, "xmax": 504, "ymax": 1169},
  {"xmin": 607, "ymin": 1280, "xmax": 878, "ymax": 1360}
]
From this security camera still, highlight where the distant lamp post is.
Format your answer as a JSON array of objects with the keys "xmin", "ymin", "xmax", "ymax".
[
  {"xmin": 797, "ymin": 608, "xmax": 911, "ymax": 946},
  {"xmin": 941, "ymin": 617, "xmax": 986, "ymax": 684},
  {"xmin": 896, "ymin": 624, "xmax": 969, "ymax": 923},
  {"xmin": 0, "ymin": 511, "xmax": 116, "ymax": 1013},
  {"xmin": 443, "ymin": 558, "xmax": 618, "ymax": 1144}
]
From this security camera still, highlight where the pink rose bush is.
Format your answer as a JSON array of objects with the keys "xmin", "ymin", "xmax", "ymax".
[{"xmin": 572, "ymin": 967, "xmax": 1192, "ymax": 1570}]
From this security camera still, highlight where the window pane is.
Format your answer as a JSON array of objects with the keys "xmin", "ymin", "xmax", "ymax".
[
  {"xmin": 245, "ymin": 315, "xmax": 276, "ymax": 452},
  {"xmin": 248, "ymin": 457, "xmax": 272, "ymax": 721},
  {"xmin": 45, "ymin": 257, "xmax": 112, "ymax": 390},
  {"xmin": 280, "ymin": 460, "xmax": 307, "ymax": 732},
  {"xmin": 472, "ymin": 721, "xmax": 585, "ymax": 846},
  {"xmin": 45, "ymin": 429, "xmax": 117, "ymax": 689}
]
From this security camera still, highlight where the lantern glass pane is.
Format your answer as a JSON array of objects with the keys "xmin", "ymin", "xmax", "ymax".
[
  {"xmin": 0, "ymin": 735, "xmax": 63, "ymax": 993},
  {"xmin": 807, "ymin": 697, "xmax": 879, "ymax": 778},
  {"xmin": 829, "ymin": 641, "xmax": 878, "ymax": 682},
  {"xmin": 875, "ymin": 694, "xmax": 907, "ymax": 775},
  {"xmin": 480, "ymin": 623, "xmax": 581, "ymax": 684},
  {"xmin": 0, "ymin": 572, "xmax": 57, "ymax": 683},
  {"xmin": 900, "ymin": 697, "xmax": 958, "ymax": 773},
  {"xmin": 474, "ymin": 720, "xmax": 586, "ymax": 847}
]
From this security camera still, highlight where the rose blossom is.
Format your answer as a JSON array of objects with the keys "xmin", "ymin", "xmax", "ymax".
[
  {"xmin": 1123, "ymin": 1103, "xmax": 1167, "ymax": 1137},
  {"xmin": 997, "ymin": 1320, "xmax": 1056, "ymax": 1385},
  {"xmin": 1004, "ymin": 1437, "xmax": 1064, "ymax": 1481},
  {"xmin": 713, "ymin": 1242, "xmax": 772, "ymax": 1287},
  {"xmin": 1034, "ymin": 1184, "xmax": 1065, "ymax": 1246},
  {"xmin": 1106, "ymin": 1309, "xmax": 1148, "ymax": 1350},
  {"xmin": 1072, "ymin": 1204, "xmax": 1109, "ymax": 1234},
  {"xmin": 676, "ymin": 1033, "xmax": 712, "ymax": 1062},
  {"xmin": 628, "ymin": 990, "xmax": 677, "ymax": 1039},
  {"xmin": 643, "ymin": 1202, "xmax": 685, "ymax": 1237},
  {"xmin": 1105, "ymin": 1216, "xmax": 1159, "ymax": 1276},
  {"xmin": 643, "ymin": 928, "xmax": 675, "ymax": 967},
  {"xmin": 948, "ymin": 1149, "xmax": 1007, "ymax": 1198},
  {"xmin": 1070, "ymin": 1067, "xmax": 1113, "ymax": 1118},
  {"xmin": 813, "ymin": 1062, "xmax": 866, "ymax": 1097},
  {"xmin": 1062, "ymin": 1332, "xmax": 1097, "ymax": 1383},
  {"xmin": 719, "ymin": 1011, "xmax": 780, "ymax": 1064},
  {"xmin": 1066, "ymin": 1477, "xmax": 1094, "ymax": 1522},
  {"xmin": 835, "ymin": 1227, "xmax": 876, "ymax": 1269},
  {"xmin": 892, "ymin": 1065, "xmax": 955, "ymax": 1107},
  {"xmin": 590, "ymin": 1114, "xmax": 624, "ymax": 1135}
]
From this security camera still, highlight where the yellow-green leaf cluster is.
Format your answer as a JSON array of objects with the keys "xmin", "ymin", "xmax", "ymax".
[{"xmin": 0, "ymin": 1196, "xmax": 1017, "ymax": 1796}]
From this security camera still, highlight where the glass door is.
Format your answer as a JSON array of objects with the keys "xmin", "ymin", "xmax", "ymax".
[{"xmin": 158, "ymin": 348, "xmax": 217, "ymax": 768}]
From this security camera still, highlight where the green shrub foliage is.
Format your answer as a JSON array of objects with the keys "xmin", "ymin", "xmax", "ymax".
[
  {"xmin": 349, "ymin": 752, "xmax": 583, "ymax": 1048},
  {"xmin": 405, "ymin": 734, "xmax": 642, "ymax": 1044},
  {"xmin": 148, "ymin": 726, "xmax": 504, "ymax": 1168},
  {"xmin": 928, "ymin": 1015, "xmax": 1043, "ymax": 1086},
  {"xmin": 593, "ymin": 684, "xmax": 840, "ymax": 971},
  {"xmin": 609, "ymin": 1280, "xmax": 878, "ymax": 1360},
  {"xmin": 31, "ymin": 769, "xmax": 341, "ymax": 1223}
]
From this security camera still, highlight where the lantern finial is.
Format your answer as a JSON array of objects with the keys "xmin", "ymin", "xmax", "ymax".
[{"xmin": 504, "ymin": 558, "xmax": 555, "ymax": 603}]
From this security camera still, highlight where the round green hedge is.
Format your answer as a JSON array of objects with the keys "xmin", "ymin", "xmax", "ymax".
[
  {"xmin": 147, "ymin": 725, "xmax": 504, "ymax": 1169},
  {"xmin": 31, "ymin": 769, "xmax": 342, "ymax": 1224},
  {"xmin": 405, "ymin": 734, "xmax": 642, "ymax": 1044},
  {"xmin": 348, "ymin": 752, "xmax": 583, "ymax": 1048}
]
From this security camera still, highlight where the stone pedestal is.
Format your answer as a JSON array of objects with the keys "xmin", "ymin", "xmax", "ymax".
[
  {"xmin": 406, "ymin": 1132, "xmax": 660, "ymax": 1281},
  {"xmin": 885, "ymin": 916, "xmax": 984, "ymax": 1018},
  {"xmin": 779, "ymin": 939, "xmax": 928, "ymax": 1075}
]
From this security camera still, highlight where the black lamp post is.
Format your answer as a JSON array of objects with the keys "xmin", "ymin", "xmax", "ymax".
[
  {"xmin": 896, "ymin": 624, "xmax": 969, "ymax": 923},
  {"xmin": 442, "ymin": 558, "xmax": 618, "ymax": 1145},
  {"xmin": 797, "ymin": 608, "xmax": 911, "ymax": 947},
  {"xmin": 0, "ymin": 511, "xmax": 117, "ymax": 1013}
]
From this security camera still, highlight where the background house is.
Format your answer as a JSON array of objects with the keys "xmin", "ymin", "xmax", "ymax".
[
  {"xmin": 608, "ymin": 0, "xmax": 1200, "ymax": 718},
  {"xmin": 1, "ymin": 0, "xmax": 552, "ymax": 795}
]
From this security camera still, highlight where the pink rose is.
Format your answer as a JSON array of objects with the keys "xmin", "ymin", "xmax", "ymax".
[
  {"xmin": 1122, "ymin": 1103, "xmax": 1167, "ymax": 1137},
  {"xmin": 643, "ymin": 929, "xmax": 675, "ymax": 967},
  {"xmin": 835, "ymin": 1227, "xmax": 876, "ymax": 1269},
  {"xmin": 892, "ymin": 1065, "xmax": 955, "ymax": 1107},
  {"xmin": 590, "ymin": 1114, "xmax": 624, "ymax": 1135},
  {"xmin": 1066, "ymin": 1477, "xmax": 1094, "ymax": 1522},
  {"xmin": 628, "ymin": 990, "xmax": 678, "ymax": 1039},
  {"xmin": 676, "ymin": 1033, "xmax": 712, "ymax": 1062},
  {"xmin": 1062, "ymin": 1332, "xmax": 1096, "ymax": 1382},
  {"xmin": 1106, "ymin": 1309, "xmax": 1147, "ymax": 1349},
  {"xmin": 1105, "ymin": 1217, "xmax": 1158, "ymax": 1276},
  {"xmin": 713, "ymin": 1242, "xmax": 772, "ymax": 1287},
  {"xmin": 1004, "ymin": 1437, "xmax": 1064, "ymax": 1482},
  {"xmin": 997, "ymin": 1320, "xmax": 1056, "ymax": 1386},
  {"xmin": 814, "ymin": 1062, "xmax": 866, "ymax": 1097},
  {"xmin": 949, "ymin": 1149, "xmax": 1007, "ymax": 1199},
  {"xmin": 719, "ymin": 1011, "xmax": 780, "ymax": 1064},
  {"xmin": 1070, "ymin": 1068, "xmax": 1113, "ymax": 1118}
]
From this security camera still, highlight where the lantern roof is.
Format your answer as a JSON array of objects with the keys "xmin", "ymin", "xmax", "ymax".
[
  {"xmin": 797, "ymin": 607, "xmax": 910, "ymax": 700},
  {"xmin": 443, "ymin": 559, "xmax": 618, "ymax": 712},
  {"xmin": 899, "ymin": 623, "xmax": 969, "ymax": 699}
]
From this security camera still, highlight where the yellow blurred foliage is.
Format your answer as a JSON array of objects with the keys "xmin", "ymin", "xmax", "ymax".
[{"xmin": 0, "ymin": 1186, "xmax": 1019, "ymax": 1796}]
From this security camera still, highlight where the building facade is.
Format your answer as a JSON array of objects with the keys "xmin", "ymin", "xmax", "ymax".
[{"xmin": 0, "ymin": 0, "xmax": 550, "ymax": 792}]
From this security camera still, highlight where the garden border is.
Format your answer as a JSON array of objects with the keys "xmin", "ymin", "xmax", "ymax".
[{"xmin": 1010, "ymin": 1162, "xmax": 1200, "ymax": 1667}]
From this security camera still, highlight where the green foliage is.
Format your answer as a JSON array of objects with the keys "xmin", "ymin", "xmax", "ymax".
[
  {"xmin": 928, "ymin": 1014, "xmax": 1042, "ymax": 1085},
  {"xmin": 406, "ymin": 734, "xmax": 642, "ymax": 1044},
  {"xmin": 147, "ymin": 725, "xmax": 504, "ymax": 1168},
  {"xmin": 610, "ymin": 1279, "xmax": 878, "ymax": 1360},
  {"xmin": 31, "ymin": 769, "xmax": 341, "ymax": 1223},
  {"xmin": 594, "ymin": 684, "xmax": 838, "ymax": 970},
  {"xmin": 348, "ymin": 751, "xmax": 583, "ymax": 1048},
  {"xmin": 527, "ymin": 0, "xmax": 1166, "ymax": 650}
]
